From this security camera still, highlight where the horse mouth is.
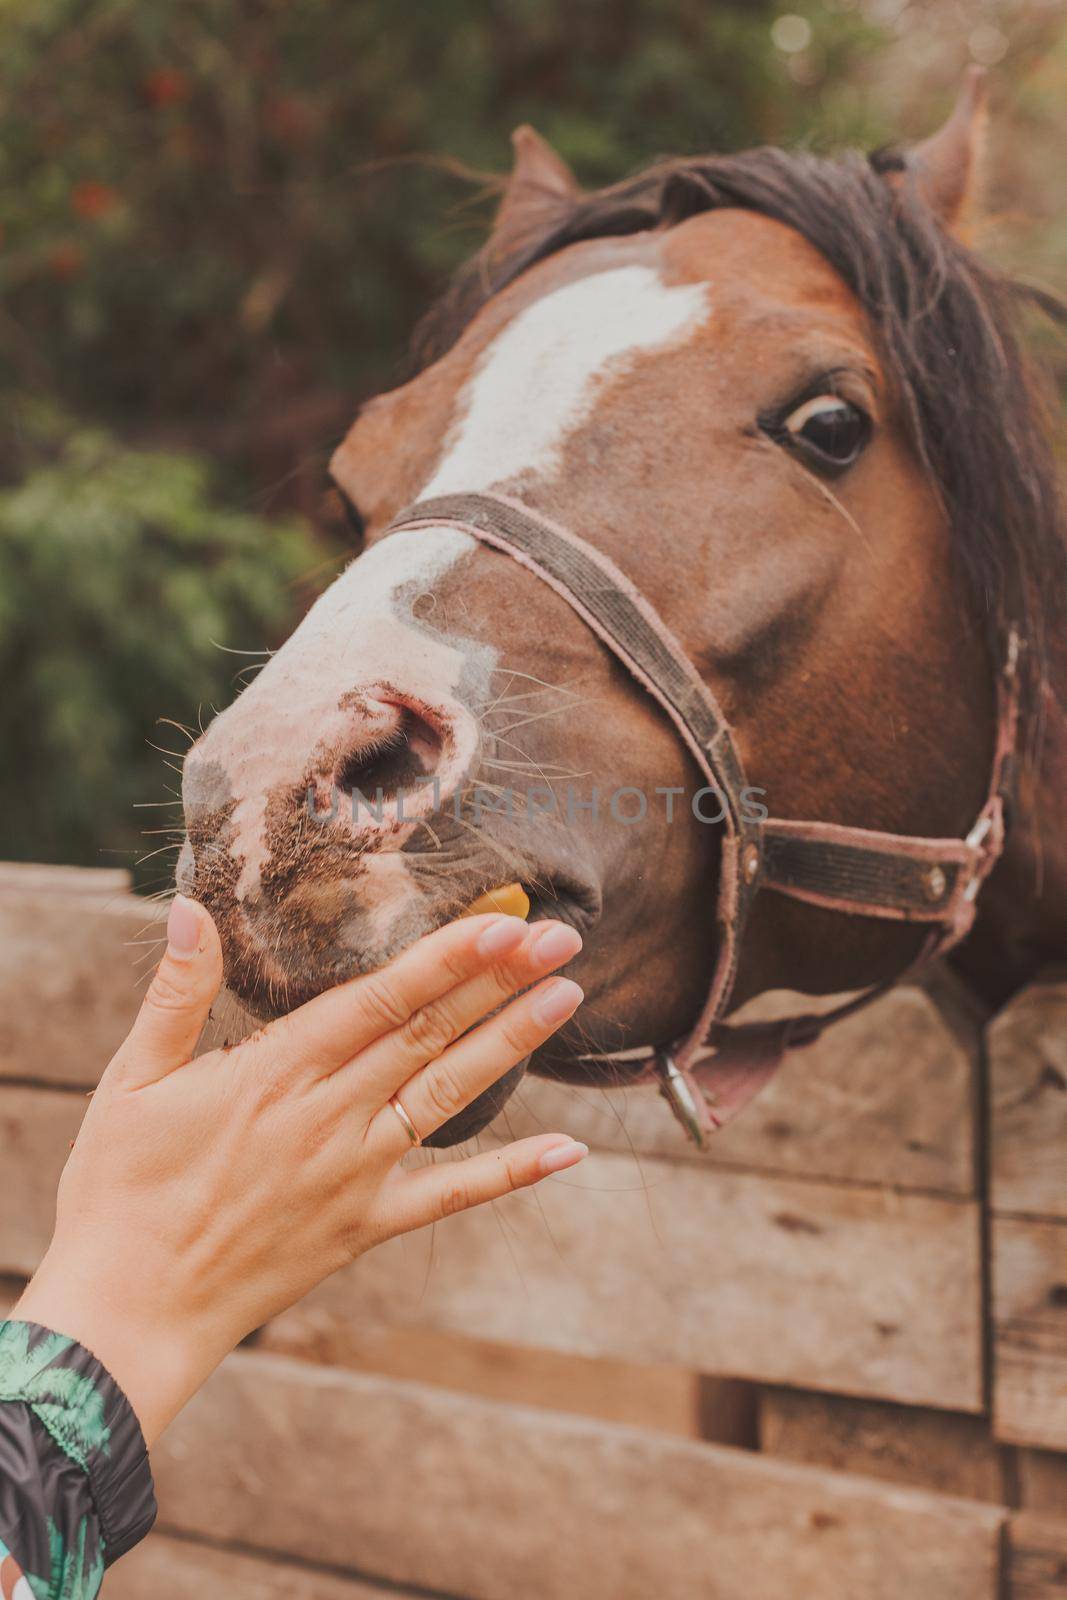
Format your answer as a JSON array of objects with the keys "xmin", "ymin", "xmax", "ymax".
[{"xmin": 216, "ymin": 872, "xmax": 594, "ymax": 1012}]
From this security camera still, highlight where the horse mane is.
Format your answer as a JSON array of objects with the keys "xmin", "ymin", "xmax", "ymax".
[{"xmin": 413, "ymin": 144, "xmax": 1067, "ymax": 721}]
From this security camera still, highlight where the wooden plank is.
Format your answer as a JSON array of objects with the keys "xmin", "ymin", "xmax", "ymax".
[
  {"xmin": 990, "ymin": 973, "xmax": 1067, "ymax": 1221},
  {"xmin": 108, "ymin": 1533, "xmax": 420, "ymax": 1600},
  {"xmin": 0, "ymin": 862, "xmax": 131, "ymax": 896},
  {"xmin": 151, "ymin": 1349, "xmax": 1006, "ymax": 1600},
  {"xmin": 1016, "ymin": 1447, "xmax": 1067, "ymax": 1516},
  {"xmin": 0, "ymin": 885, "xmax": 162, "ymax": 1086},
  {"xmin": 699, "ymin": 1376, "xmax": 759, "ymax": 1448},
  {"xmin": 760, "ymin": 1387, "xmax": 1008, "ymax": 1502},
  {"xmin": 495, "ymin": 979, "xmax": 979, "ymax": 1193},
  {"xmin": 994, "ymin": 1217, "xmax": 1067, "ymax": 1449},
  {"xmin": 262, "ymin": 1150, "xmax": 984, "ymax": 1410},
  {"xmin": 1, "ymin": 1083, "xmax": 979, "ymax": 1408},
  {"xmin": 0, "ymin": 1087, "xmax": 84, "ymax": 1272},
  {"xmin": 253, "ymin": 1322, "xmax": 701, "ymax": 1437},
  {"xmin": 1009, "ymin": 1514, "xmax": 1067, "ymax": 1599}
]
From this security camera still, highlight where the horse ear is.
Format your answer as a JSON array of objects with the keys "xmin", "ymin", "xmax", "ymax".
[
  {"xmin": 907, "ymin": 65, "xmax": 989, "ymax": 228},
  {"xmin": 489, "ymin": 125, "xmax": 581, "ymax": 257}
]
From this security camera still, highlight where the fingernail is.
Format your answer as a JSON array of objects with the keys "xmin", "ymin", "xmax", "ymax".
[
  {"xmin": 166, "ymin": 895, "xmax": 200, "ymax": 960},
  {"xmin": 476, "ymin": 916, "xmax": 528, "ymax": 959},
  {"xmin": 531, "ymin": 922, "xmax": 583, "ymax": 965},
  {"xmin": 532, "ymin": 977, "xmax": 583, "ymax": 1027},
  {"xmin": 538, "ymin": 1139, "xmax": 589, "ymax": 1175}
]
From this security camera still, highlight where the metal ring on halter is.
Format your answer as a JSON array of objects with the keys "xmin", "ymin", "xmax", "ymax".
[{"xmin": 388, "ymin": 1095, "xmax": 422, "ymax": 1147}]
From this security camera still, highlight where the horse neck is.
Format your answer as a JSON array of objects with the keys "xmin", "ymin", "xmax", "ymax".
[{"xmin": 955, "ymin": 653, "xmax": 1067, "ymax": 1003}]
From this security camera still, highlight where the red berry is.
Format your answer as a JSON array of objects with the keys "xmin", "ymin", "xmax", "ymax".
[
  {"xmin": 71, "ymin": 181, "xmax": 118, "ymax": 221},
  {"xmin": 144, "ymin": 67, "xmax": 191, "ymax": 108}
]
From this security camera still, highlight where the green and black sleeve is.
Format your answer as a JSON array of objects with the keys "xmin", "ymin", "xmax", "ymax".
[{"xmin": 0, "ymin": 1320, "xmax": 156, "ymax": 1598}]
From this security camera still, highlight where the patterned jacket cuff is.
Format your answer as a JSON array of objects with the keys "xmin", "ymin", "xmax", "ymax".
[{"xmin": 0, "ymin": 1320, "xmax": 157, "ymax": 1565}]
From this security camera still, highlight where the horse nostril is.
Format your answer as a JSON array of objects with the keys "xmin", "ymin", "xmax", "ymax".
[{"xmin": 334, "ymin": 704, "xmax": 444, "ymax": 804}]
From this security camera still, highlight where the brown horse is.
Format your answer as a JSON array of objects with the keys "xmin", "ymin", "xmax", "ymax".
[{"xmin": 179, "ymin": 74, "xmax": 1067, "ymax": 1145}]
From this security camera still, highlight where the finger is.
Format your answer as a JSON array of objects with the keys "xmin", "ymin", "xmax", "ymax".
[
  {"xmin": 370, "ymin": 1134, "xmax": 589, "ymax": 1237},
  {"xmin": 339, "ymin": 920, "xmax": 582, "ymax": 1106},
  {"xmin": 110, "ymin": 897, "xmax": 224, "ymax": 1086},
  {"xmin": 243, "ymin": 913, "xmax": 530, "ymax": 1081},
  {"xmin": 367, "ymin": 976, "xmax": 583, "ymax": 1152}
]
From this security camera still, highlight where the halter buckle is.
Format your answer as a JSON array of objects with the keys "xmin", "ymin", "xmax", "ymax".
[
  {"xmin": 966, "ymin": 814, "xmax": 994, "ymax": 853},
  {"xmin": 655, "ymin": 1053, "xmax": 710, "ymax": 1149}
]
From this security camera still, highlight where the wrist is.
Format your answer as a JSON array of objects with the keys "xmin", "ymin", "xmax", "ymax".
[{"xmin": 15, "ymin": 1250, "xmax": 227, "ymax": 1447}]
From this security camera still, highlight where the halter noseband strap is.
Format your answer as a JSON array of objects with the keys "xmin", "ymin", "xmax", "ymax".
[{"xmin": 387, "ymin": 491, "xmax": 1021, "ymax": 1148}]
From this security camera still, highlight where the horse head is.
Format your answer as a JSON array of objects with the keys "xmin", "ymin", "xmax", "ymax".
[{"xmin": 180, "ymin": 74, "xmax": 1067, "ymax": 1144}]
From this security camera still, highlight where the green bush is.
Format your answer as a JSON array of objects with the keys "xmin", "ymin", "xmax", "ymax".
[{"xmin": 0, "ymin": 408, "xmax": 334, "ymax": 882}]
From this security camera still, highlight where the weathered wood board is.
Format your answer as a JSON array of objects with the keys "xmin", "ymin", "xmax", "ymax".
[
  {"xmin": 1009, "ymin": 1514, "xmax": 1067, "ymax": 1599},
  {"xmin": 496, "ymin": 978, "xmax": 980, "ymax": 1193},
  {"xmin": 262, "ymin": 1149, "xmax": 984, "ymax": 1410},
  {"xmin": 0, "ymin": 867, "xmax": 163, "ymax": 1087},
  {"xmin": 12, "ymin": 863, "xmax": 1067, "ymax": 1594},
  {"xmin": 108, "ymin": 1534, "xmax": 417, "ymax": 1600},
  {"xmin": 0, "ymin": 1070, "xmax": 981, "ymax": 1407},
  {"xmin": 1016, "ymin": 1447, "xmax": 1067, "ymax": 1516},
  {"xmin": 994, "ymin": 1217, "xmax": 1067, "ymax": 1449},
  {"xmin": 759, "ymin": 1386, "xmax": 1008, "ymax": 1502},
  {"xmin": 990, "ymin": 974, "xmax": 1067, "ymax": 1221},
  {"xmin": 0, "ymin": 1086, "xmax": 84, "ymax": 1271},
  {"xmin": 151, "ymin": 1350, "xmax": 1007, "ymax": 1600},
  {"xmin": 252, "ymin": 1321, "xmax": 702, "ymax": 1437},
  {"xmin": 0, "ymin": 863, "xmax": 131, "ymax": 897}
]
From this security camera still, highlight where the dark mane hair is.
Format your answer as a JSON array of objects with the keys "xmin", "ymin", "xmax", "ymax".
[{"xmin": 414, "ymin": 144, "xmax": 1066, "ymax": 719}]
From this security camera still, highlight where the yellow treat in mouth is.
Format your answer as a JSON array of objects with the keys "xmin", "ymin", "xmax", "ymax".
[{"xmin": 462, "ymin": 883, "xmax": 530, "ymax": 920}]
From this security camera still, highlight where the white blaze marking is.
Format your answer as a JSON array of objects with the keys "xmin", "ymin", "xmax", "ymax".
[
  {"xmin": 426, "ymin": 265, "xmax": 711, "ymax": 493},
  {"xmin": 192, "ymin": 265, "xmax": 710, "ymax": 901},
  {"xmin": 193, "ymin": 529, "xmax": 481, "ymax": 895}
]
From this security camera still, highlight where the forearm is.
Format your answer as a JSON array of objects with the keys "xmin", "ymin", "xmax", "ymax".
[{"xmin": 0, "ymin": 1319, "xmax": 156, "ymax": 1598}]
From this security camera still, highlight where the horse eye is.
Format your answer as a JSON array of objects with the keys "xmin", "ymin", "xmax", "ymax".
[
  {"xmin": 781, "ymin": 394, "xmax": 870, "ymax": 472},
  {"xmin": 341, "ymin": 495, "xmax": 366, "ymax": 544},
  {"xmin": 328, "ymin": 483, "xmax": 366, "ymax": 546}
]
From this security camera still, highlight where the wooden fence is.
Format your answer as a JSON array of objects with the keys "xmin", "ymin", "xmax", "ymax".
[{"xmin": 1, "ymin": 861, "xmax": 1065, "ymax": 1598}]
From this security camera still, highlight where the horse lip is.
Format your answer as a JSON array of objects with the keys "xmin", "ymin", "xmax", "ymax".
[
  {"xmin": 523, "ymin": 864, "xmax": 602, "ymax": 935},
  {"xmin": 222, "ymin": 890, "xmax": 598, "ymax": 1026}
]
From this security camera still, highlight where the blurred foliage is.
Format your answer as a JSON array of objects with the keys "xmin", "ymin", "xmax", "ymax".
[
  {"xmin": 0, "ymin": 0, "xmax": 893, "ymax": 458},
  {"xmin": 0, "ymin": 0, "xmax": 1065, "ymax": 874},
  {"xmin": 0, "ymin": 403, "xmax": 330, "ymax": 883}
]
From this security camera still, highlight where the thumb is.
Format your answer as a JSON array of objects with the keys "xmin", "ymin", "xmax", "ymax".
[{"xmin": 113, "ymin": 896, "xmax": 224, "ymax": 1085}]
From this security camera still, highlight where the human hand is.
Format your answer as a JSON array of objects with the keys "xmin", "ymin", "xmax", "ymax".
[{"xmin": 15, "ymin": 896, "xmax": 585, "ymax": 1444}]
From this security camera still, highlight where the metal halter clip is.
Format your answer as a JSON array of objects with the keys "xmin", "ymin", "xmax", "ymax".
[
  {"xmin": 962, "ymin": 812, "xmax": 996, "ymax": 902},
  {"xmin": 966, "ymin": 814, "xmax": 994, "ymax": 852},
  {"xmin": 655, "ymin": 1052, "xmax": 709, "ymax": 1150},
  {"xmin": 1005, "ymin": 624, "xmax": 1022, "ymax": 680}
]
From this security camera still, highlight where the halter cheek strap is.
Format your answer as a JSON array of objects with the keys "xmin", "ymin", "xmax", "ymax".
[{"xmin": 387, "ymin": 491, "xmax": 1021, "ymax": 1149}]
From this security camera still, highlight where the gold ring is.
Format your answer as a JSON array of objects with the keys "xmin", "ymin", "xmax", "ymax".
[{"xmin": 388, "ymin": 1095, "xmax": 421, "ymax": 1147}]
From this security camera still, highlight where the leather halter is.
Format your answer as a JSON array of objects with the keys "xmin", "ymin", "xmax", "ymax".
[{"xmin": 387, "ymin": 490, "xmax": 1022, "ymax": 1148}]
